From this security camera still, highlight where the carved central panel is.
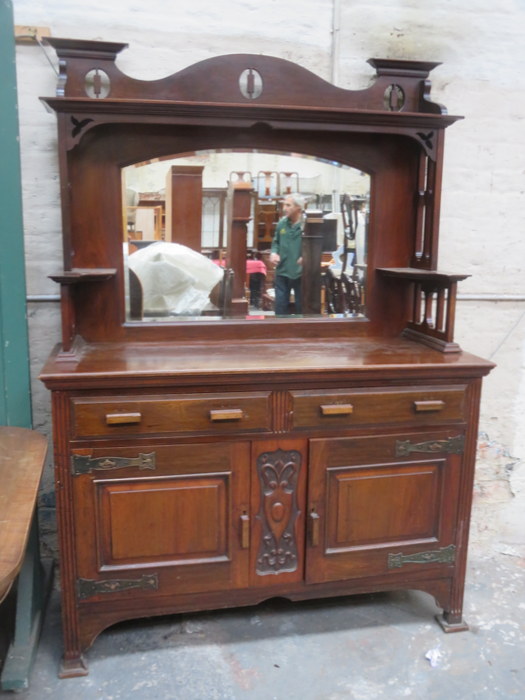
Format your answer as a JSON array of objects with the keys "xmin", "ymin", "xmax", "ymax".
[{"xmin": 256, "ymin": 449, "xmax": 301, "ymax": 575}]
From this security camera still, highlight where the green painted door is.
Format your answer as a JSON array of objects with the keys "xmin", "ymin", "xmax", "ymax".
[{"xmin": 0, "ymin": 0, "xmax": 32, "ymax": 428}]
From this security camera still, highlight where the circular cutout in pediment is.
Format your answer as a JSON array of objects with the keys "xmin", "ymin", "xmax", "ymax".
[{"xmin": 239, "ymin": 68, "xmax": 263, "ymax": 100}]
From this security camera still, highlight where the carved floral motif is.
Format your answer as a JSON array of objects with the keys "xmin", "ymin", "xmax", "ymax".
[{"xmin": 256, "ymin": 449, "xmax": 301, "ymax": 575}]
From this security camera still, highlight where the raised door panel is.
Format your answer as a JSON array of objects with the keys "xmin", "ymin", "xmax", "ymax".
[
  {"xmin": 306, "ymin": 431, "xmax": 464, "ymax": 585},
  {"xmin": 72, "ymin": 442, "xmax": 250, "ymax": 603},
  {"xmin": 97, "ymin": 473, "xmax": 230, "ymax": 565}
]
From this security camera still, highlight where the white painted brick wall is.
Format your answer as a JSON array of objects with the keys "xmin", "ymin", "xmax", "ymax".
[{"xmin": 13, "ymin": 0, "xmax": 525, "ymax": 557}]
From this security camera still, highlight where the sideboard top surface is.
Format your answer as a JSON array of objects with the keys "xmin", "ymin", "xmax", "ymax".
[{"xmin": 40, "ymin": 337, "xmax": 495, "ymax": 390}]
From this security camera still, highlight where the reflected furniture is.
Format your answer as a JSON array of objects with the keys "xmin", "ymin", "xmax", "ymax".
[
  {"xmin": 202, "ymin": 187, "xmax": 227, "ymax": 248},
  {"xmin": 39, "ymin": 38, "xmax": 494, "ymax": 677},
  {"xmin": 254, "ymin": 197, "xmax": 280, "ymax": 250},
  {"xmin": 164, "ymin": 165, "xmax": 203, "ymax": 248},
  {"xmin": 128, "ymin": 205, "xmax": 163, "ymax": 240}
]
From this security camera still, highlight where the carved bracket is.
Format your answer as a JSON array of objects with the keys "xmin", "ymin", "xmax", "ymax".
[
  {"xmin": 71, "ymin": 452, "xmax": 156, "ymax": 476},
  {"xmin": 67, "ymin": 115, "xmax": 100, "ymax": 149},
  {"xmin": 70, "ymin": 115, "xmax": 94, "ymax": 138},
  {"xmin": 413, "ymin": 129, "xmax": 436, "ymax": 158},
  {"xmin": 388, "ymin": 545, "xmax": 456, "ymax": 569},
  {"xmin": 256, "ymin": 449, "xmax": 301, "ymax": 575}
]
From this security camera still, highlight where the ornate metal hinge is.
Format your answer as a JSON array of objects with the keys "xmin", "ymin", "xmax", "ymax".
[
  {"xmin": 71, "ymin": 452, "xmax": 156, "ymax": 476},
  {"xmin": 77, "ymin": 574, "xmax": 159, "ymax": 600},
  {"xmin": 388, "ymin": 545, "xmax": 456, "ymax": 569},
  {"xmin": 395, "ymin": 435, "xmax": 465, "ymax": 457}
]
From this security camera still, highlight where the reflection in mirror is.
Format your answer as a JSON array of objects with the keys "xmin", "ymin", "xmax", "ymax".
[{"xmin": 122, "ymin": 151, "xmax": 369, "ymax": 322}]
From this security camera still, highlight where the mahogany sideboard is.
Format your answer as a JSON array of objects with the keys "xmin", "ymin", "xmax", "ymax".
[{"xmin": 39, "ymin": 39, "xmax": 494, "ymax": 676}]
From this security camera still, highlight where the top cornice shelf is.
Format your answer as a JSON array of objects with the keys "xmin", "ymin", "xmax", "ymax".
[{"xmin": 42, "ymin": 37, "xmax": 458, "ymax": 122}]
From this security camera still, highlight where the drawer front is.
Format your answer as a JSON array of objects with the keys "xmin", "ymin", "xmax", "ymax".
[
  {"xmin": 71, "ymin": 392, "xmax": 272, "ymax": 438},
  {"xmin": 291, "ymin": 385, "xmax": 466, "ymax": 430}
]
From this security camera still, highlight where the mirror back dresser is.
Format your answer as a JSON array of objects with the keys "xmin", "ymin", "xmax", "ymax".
[{"xmin": 39, "ymin": 39, "xmax": 494, "ymax": 676}]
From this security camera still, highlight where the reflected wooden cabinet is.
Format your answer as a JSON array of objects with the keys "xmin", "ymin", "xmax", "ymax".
[
  {"xmin": 164, "ymin": 165, "xmax": 204, "ymax": 248},
  {"xmin": 39, "ymin": 38, "xmax": 494, "ymax": 677},
  {"xmin": 255, "ymin": 198, "xmax": 280, "ymax": 250}
]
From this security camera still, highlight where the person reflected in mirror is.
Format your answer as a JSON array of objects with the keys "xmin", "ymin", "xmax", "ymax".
[{"xmin": 269, "ymin": 193, "xmax": 305, "ymax": 315}]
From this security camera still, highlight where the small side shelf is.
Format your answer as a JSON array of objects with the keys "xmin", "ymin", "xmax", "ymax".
[
  {"xmin": 49, "ymin": 268, "xmax": 117, "ymax": 285},
  {"xmin": 49, "ymin": 269, "xmax": 117, "ymax": 354},
  {"xmin": 377, "ymin": 268, "xmax": 470, "ymax": 353}
]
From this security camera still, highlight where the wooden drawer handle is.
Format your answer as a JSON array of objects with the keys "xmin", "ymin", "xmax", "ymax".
[
  {"xmin": 209, "ymin": 409, "xmax": 244, "ymax": 422},
  {"xmin": 320, "ymin": 404, "xmax": 354, "ymax": 416},
  {"xmin": 414, "ymin": 400, "xmax": 445, "ymax": 413},
  {"xmin": 105, "ymin": 412, "xmax": 142, "ymax": 425}
]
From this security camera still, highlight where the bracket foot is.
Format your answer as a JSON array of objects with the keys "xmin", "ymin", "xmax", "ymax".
[
  {"xmin": 435, "ymin": 614, "xmax": 469, "ymax": 633},
  {"xmin": 59, "ymin": 655, "xmax": 89, "ymax": 679}
]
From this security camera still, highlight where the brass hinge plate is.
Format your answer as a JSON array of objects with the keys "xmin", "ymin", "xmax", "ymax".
[
  {"xmin": 71, "ymin": 452, "xmax": 156, "ymax": 476},
  {"xmin": 396, "ymin": 435, "xmax": 465, "ymax": 457},
  {"xmin": 388, "ymin": 544, "xmax": 456, "ymax": 569},
  {"xmin": 77, "ymin": 574, "xmax": 159, "ymax": 600}
]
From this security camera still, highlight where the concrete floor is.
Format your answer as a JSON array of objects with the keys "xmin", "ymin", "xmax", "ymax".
[{"xmin": 1, "ymin": 553, "xmax": 524, "ymax": 699}]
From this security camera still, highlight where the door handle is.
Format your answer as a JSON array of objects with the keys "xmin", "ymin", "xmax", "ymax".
[
  {"xmin": 240, "ymin": 512, "xmax": 250, "ymax": 549},
  {"xmin": 309, "ymin": 509, "xmax": 320, "ymax": 546}
]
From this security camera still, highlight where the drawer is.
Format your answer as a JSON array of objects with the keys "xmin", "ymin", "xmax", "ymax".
[
  {"xmin": 71, "ymin": 392, "xmax": 272, "ymax": 438},
  {"xmin": 291, "ymin": 385, "xmax": 466, "ymax": 430}
]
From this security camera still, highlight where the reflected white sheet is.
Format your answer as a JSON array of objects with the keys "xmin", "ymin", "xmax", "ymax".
[{"xmin": 127, "ymin": 241, "xmax": 224, "ymax": 315}]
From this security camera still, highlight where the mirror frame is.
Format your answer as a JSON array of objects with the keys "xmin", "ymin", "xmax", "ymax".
[{"xmin": 42, "ymin": 40, "xmax": 460, "ymax": 348}]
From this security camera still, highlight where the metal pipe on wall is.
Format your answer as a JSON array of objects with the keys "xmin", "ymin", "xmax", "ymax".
[{"xmin": 25, "ymin": 294, "xmax": 525, "ymax": 304}]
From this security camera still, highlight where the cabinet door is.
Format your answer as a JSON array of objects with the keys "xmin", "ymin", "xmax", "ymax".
[
  {"xmin": 306, "ymin": 431, "xmax": 464, "ymax": 584},
  {"xmin": 72, "ymin": 442, "xmax": 250, "ymax": 601}
]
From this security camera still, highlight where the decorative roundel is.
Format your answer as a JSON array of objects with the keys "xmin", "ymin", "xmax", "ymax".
[
  {"xmin": 384, "ymin": 83, "xmax": 405, "ymax": 112},
  {"xmin": 239, "ymin": 68, "xmax": 263, "ymax": 100},
  {"xmin": 84, "ymin": 68, "xmax": 111, "ymax": 99}
]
